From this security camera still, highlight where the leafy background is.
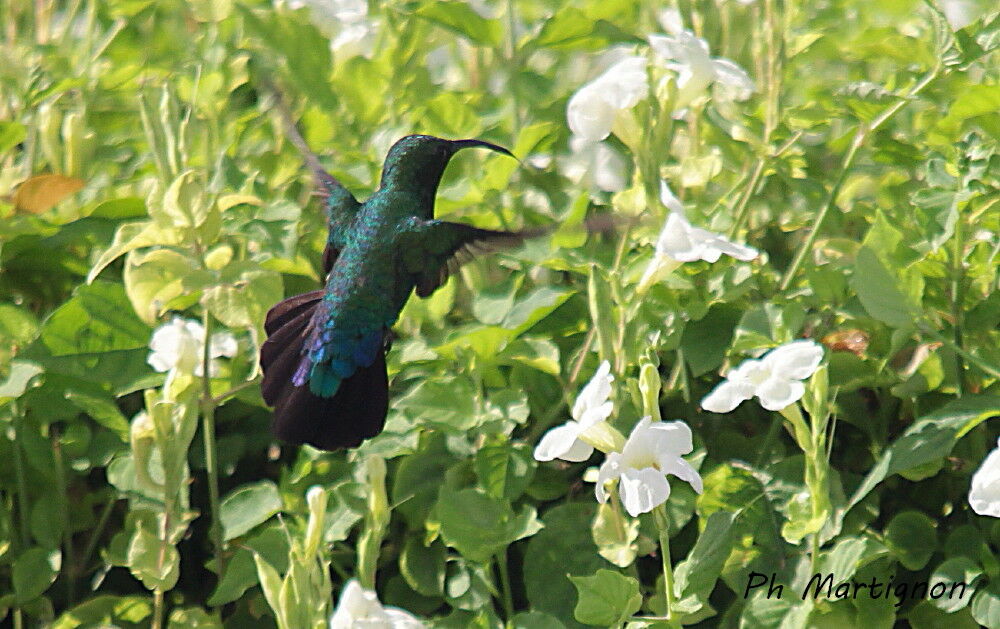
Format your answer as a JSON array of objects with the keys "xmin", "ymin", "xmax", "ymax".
[{"xmin": 0, "ymin": 0, "xmax": 999, "ymax": 627}]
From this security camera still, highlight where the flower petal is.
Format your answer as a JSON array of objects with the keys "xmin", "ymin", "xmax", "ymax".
[
  {"xmin": 330, "ymin": 580, "xmax": 384, "ymax": 627},
  {"xmin": 970, "ymin": 439, "xmax": 1000, "ymax": 518},
  {"xmin": 567, "ymin": 84, "xmax": 617, "ymax": 142},
  {"xmin": 647, "ymin": 420, "xmax": 694, "ymax": 457},
  {"xmin": 383, "ymin": 608, "xmax": 426, "ymax": 628},
  {"xmin": 761, "ymin": 340, "xmax": 824, "ymax": 381},
  {"xmin": 755, "ymin": 377, "xmax": 805, "ymax": 411},
  {"xmin": 711, "ymin": 58, "xmax": 755, "ymax": 100},
  {"xmin": 618, "ymin": 467, "xmax": 671, "ymax": 516},
  {"xmin": 595, "ymin": 452, "xmax": 623, "ymax": 504},
  {"xmin": 210, "ymin": 331, "xmax": 238, "ymax": 358},
  {"xmin": 655, "ymin": 213, "xmax": 700, "ymax": 261},
  {"xmin": 572, "ymin": 360, "xmax": 614, "ymax": 421},
  {"xmin": 659, "ymin": 180, "xmax": 686, "ymax": 213},
  {"xmin": 659, "ymin": 457, "xmax": 703, "ymax": 494},
  {"xmin": 701, "ymin": 380, "xmax": 750, "ymax": 413},
  {"xmin": 599, "ymin": 57, "xmax": 649, "ymax": 109},
  {"xmin": 533, "ymin": 422, "xmax": 587, "ymax": 462}
]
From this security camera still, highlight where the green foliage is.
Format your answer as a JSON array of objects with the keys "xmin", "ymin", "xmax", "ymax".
[{"xmin": 1, "ymin": 0, "xmax": 999, "ymax": 626}]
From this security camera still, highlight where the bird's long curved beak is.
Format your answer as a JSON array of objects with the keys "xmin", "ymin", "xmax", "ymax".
[{"xmin": 451, "ymin": 138, "xmax": 516, "ymax": 158}]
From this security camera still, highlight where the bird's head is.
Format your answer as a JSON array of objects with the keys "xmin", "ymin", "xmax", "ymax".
[{"xmin": 378, "ymin": 134, "xmax": 514, "ymax": 196}]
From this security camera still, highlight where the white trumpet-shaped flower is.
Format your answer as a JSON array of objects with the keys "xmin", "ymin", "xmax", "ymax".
[
  {"xmin": 701, "ymin": 340, "xmax": 824, "ymax": 413},
  {"xmin": 648, "ymin": 29, "xmax": 754, "ymax": 113},
  {"xmin": 287, "ymin": 0, "xmax": 377, "ymax": 58},
  {"xmin": 567, "ymin": 56, "xmax": 649, "ymax": 142},
  {"xmin": 147, "ymin": 317, "xmax": 237, "ymax": 377},
  {"xmin": 970, "ymin": 438, "xmax": 1000, "ymax": 518},
  {"xmin": 329, "ymin": 580, "xmax": 425, "ymax": 629},
  {"xmin": 595, "ymin": 417, "xmax": 703, "ymax": 517},
  {"xmin": 560, "ymin": 136, "xmax": 628, "ymax": 193},
  {"xmin": 638, "ymin": 181, "xmax": 758, "ymax": 291},
  {"xmin": 534, "ymin": 361, "xmax": 614, "ymax": 462}
]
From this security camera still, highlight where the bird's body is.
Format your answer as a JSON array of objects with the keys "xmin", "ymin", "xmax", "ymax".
[{"xmin": 260, "ymin": 128, "xmax": 521, "ymax": 450}]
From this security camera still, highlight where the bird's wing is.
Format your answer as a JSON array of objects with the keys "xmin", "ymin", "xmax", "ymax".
[
  {"xmin": 396, "ymin": 219, "xmax": 536, "ymax": 298},
  {"xmin": 265, "ymin": 80, "xmax": 361, "ymax": 273}
]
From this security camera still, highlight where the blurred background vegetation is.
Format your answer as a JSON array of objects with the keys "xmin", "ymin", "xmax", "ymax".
[{"xmin": 0, "ymin": 0, "xmax": 999, "ymax": 626}]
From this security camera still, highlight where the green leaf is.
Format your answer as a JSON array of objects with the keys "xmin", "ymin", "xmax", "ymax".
[
  {"xmin": 51, "ymin": 595, "xmax": 153, "ymax": 628},
  {"xmin": 474, "ymin": 439, "xmax": 536, "ymax": 501},
  {"xmin": 13, "ymin": 547, "xmax": 60, "ymax": 604},
  {"xmin": 531, "ymin": 8, "xmax": 641, "ymax": 50},
  {"xmin": 850, "ymin": 246, "xmax": 922, "ymax": 329},
  {"xmin": 972, "ymin": 585, "xmax": 1000, "ymax": 629},
  {"xmin": 65, "ymin": 390, "xmax": 131, "ymax": 440},
  {"xmin": 127, "ymin": 524, "xmax": 180, "ymax": 591},
  {"xmin": 846, "ymin": 395, "xmax": 1000, "ymax": 512},
  {"xmin": 436, "ymin": 487, "xmax": 542, "ymax": 562},
  {"xmin": 500, "ymin": 337, "xmax": 561, "ymax": 375},
  {"xmin": 87, "ymin": 221, "xmax": 183, "ymax": 284},
  {"xmin": 929, "ymin": 557, "xmax": 981, "ymax": 612},
  {"xmin": 0, "ymin": 360, "xmax": 44, "ymax": 398},
  {"xmin": 569, "ymin": 569, "xmax": 641, "ymax": 626},
  {"xmin": 503, "ymin": 286, "xmax": 576, "ymax": 334},
  {"xmin": 123, "ymin": 248, "xmax": 201, "ymax": 325},
  {"xmin": 252, "ymin": 552, "xmax": 285, "ymax": 625},
  {"xmin": 674, "ymin": 511, "xmax": 737, "ymax": 600},
  {"xmin": 167, "ymin": 607, "xmax": 222, "ymax": 628},
  {"xmin": 0, "ymin": 120, "xmax": 26, "ymax": 154},
  {"xmin": 220, "ymin": 480, "xmax": 282, "ymax": 541},
  {"xmin": 208, "ymin": 526, "xmax": 288, "ymax": 606},
  {"xmin": 40, "ymin": 281, "xmax": 152, "ymax": 356},
  {"xmin": 524, "ymin": 503, "xmax": 609, "ymax": 627},
  {"xmin": 88, "ymin": 197, "xmax": 147, "ymax": 219},
  {"xmin": 588, "ymin": 266, "xmax": 616, "ymax": 364},
  {"xmin": 414, "ymin": 2, "xmax": 502, "ymax": 46},
  {"xmin": 400, "ymin": 536, "xmax": 446, "ymax": 597},
  {"xmin": 201, "ymin": 267, "xmax": 282, "ymax": 329},
  {"xmin": 680, "ymin": 304, "xmax": 742, "ymax": 376},
  {"xmin": 938, "ymin": 84, "xmax": 1000, "ymax": 134},
  {"xmin": 884, "ymin": 511, "xmax": 936, "ymax": 571},
  {"xmin": 157, "ymin": 170, "xmax": 209, "ymax": 229},
  {"xmin": 511, "ymin": 611, "xmax": 566, "ymax": 629},
  {"xmin": 0, "ymin": 303, "xmax": 39, "ymax": 346},
  {"xmin": 591, "ymin": 502, "xmax": 639, "ymax": 568}
]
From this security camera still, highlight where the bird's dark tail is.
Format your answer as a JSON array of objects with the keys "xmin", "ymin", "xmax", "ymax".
[{"xmin": 260, "ymin": 291, "xmax": 388, "ymax": 450}]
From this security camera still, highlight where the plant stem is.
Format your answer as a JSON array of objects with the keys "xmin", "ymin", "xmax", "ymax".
[
  {"xmin": 152, "ymin": 589, "xmax": 164, "ymax": 629},
  {"xmin": 51, "ymin": 431, "xmax": 76, "ymax": 604},
  {"xmin": 950, "ymin": 213, "xmax": 965, "ymax": 396},
  {"xmin": 201, "ymin": 310, "xmax": 226, "ymax": 581},
  {"xmin": 780, "ymin": 64, "xmax": 943, "ymax": 290},
  {"xmin": 778, "ymin": 130, "xmax": 863, "ymax": 291},
  {"xmin": 12, "ymin": 404, "xmax": 30, "ymax": 549},
  {"xmin": 496, "ymin": 551, "xmax": 514, "ymax": 621},
  {"xmin": 653, "ymin": 505, "xmax": 682, "ymax": 628},
  {"xmin": 80, "ymin": 493, "xmax": 116, "ymax": 573}
]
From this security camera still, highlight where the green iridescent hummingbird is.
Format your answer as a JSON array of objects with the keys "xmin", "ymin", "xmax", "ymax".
[{"xmin": 260, "ymin": 99, "xmax": 527, "ymax": 451}]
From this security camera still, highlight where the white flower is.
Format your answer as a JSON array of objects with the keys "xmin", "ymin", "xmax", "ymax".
[
  {"xmin": 638, "ymin": 181, "xmax": 758, "ymax": 291},
  {"xmin": 147, "ymin": 317, "xmax": 237, "ymax": 377},
  {"xmin": 939, "ymin": 0, "xmax": 987, "ymax": 30},
  {"xmin": 567, "ymin": 56, "xmax": 648, "ymax": 142},
  {"xmin": 702, "ymin": 340, "xmax": 824, "ymax": 413},
  {"xmin": 287, "ymin": 0, "xmax": 377, "ymax": 58},
  {"xmin": 330, "ymin": 580, "xmax": 425, "ymax": 629},
  {"xmin": 561, "ymin": 136, "xmax": 628, "ymax": 193},
  {"xmin": 648, "ymin": 29, "xmax": 754, "ymax": 113},
  {"xmin": 970, "ymin": 438, "xmax": 1000, "ymax": 517},
  {"xmin": 595, "ymin": 417, "xmax": 703, "ymax": 517},
  {"xmin": 535, "ymin": 361, "xmax": 614, "ymax": 462}
]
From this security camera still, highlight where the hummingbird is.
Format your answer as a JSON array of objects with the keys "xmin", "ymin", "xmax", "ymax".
[{"xmin": 259, "ymin": 96, "xmax": 528, "ymax": 450}]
